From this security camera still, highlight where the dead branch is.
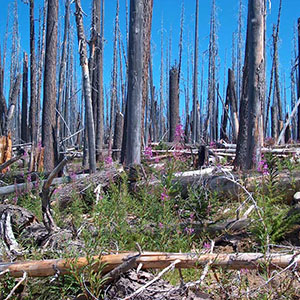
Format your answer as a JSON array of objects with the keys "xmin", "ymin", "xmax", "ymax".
[
  {"xmin": 0, "ymin": 154, "xmax": 23, "ymax": 173},
  {"xmin": 41, "ymin": 156, "xmax": 74, "ymax": 232}
]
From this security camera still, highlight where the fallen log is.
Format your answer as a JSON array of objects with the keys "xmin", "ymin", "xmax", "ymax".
[
  {"xmin": 1, "ymin": 251, "xmax": 300, "ymax": 278},
  {"xmin": 0, "ymin": 174, "xmax": 89, "ymax": 197}
]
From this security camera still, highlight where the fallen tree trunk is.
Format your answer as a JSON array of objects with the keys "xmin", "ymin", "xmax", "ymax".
[
  {"xmin": 0, "ymin": 174, "xmax": 89, "ymax": 197},
  {"xmin": 1, "ymin": 251, "xmax": 299, "ymax": 278}
]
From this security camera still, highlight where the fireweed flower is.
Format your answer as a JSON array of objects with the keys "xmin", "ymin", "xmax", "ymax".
[
  {"xmin": 160, "ymin": 188, "xmax": 169, "ymax": 202},
  {"xmin": 175, "ymin": 123, "xmax": 184, "ymax": 142},
  {"xmin": 257, "ymin": 158, "xmax": 269, "ymax": 175},
  {"xmin": 203, "ymin": 242, "xmax": 211, "ymax": 250},
  {"xmin": 144, "ymin": 146, "xmax": 153, "ymax": 159},
  {"xmin": 105, "ymin": 156, "xmax": 113, "ymax": 166},
  {"xmin": 184, "ymin": 227, "xmax": 194, "ymax": 235}
]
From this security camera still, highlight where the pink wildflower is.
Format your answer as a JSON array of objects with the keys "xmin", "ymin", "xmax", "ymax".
[
  {"xmin": 105, "ymin": 156, "xmax": 113, "ymax": 166},
  {"xmin": 144, "ymin": 146, "xmax": 153, "ymax": 159},
  {"xmin": 161, "ymin": 188, "xmax": 169, "ymax": 202},
  {"xmin": 203, "ymin": 242, "xmax": 211, "ymax": 250}
]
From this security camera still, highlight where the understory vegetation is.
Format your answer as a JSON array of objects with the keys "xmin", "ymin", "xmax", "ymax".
[{"xmin": 1, "ymin": 152, "xmax": 300, "ymax": 299}]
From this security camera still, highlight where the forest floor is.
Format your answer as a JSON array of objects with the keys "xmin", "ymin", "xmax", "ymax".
[{"xmin": 1, "ymin": 142, "xmax": 300, "ymax": 299}]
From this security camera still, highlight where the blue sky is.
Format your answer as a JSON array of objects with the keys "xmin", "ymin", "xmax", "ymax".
[{"xmin": 0, "ymin": 0, "xmax": 299, "ymax": 121}]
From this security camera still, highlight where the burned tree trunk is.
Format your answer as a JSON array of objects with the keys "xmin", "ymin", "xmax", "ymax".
[
  {"xmin": 125, "ymin": 0, "xmax": 144, "ymax": 167},
  {"xmin": 220, "ymin": 82, "xmax": 230, "ymax": 141},
  {"xmin": 245, "ymin": 0, "xmax": 265, "ymax": 169},
  {"xmin": 42, "ymin": 0, "xmax": 58, "ymax": 172},
  {"xmin": 192, "ymin": 0, "xmax": 199, "ymax": 143},
  {"xmin": 112, "ymin": 112, "xmax": 124, "ymax": 161},
  {"xmin": 228, "ymin": 69, "xmax": 239, "ymax": 142},
  {"xmin": 29, "ymin": 0, "xmax": 37, "ymax": 144},
  {"xmin": 21, "ymin": 52, "xmax": 28, "ymax": 143},
  {"xmin": 169, "ymin": 66, "xmax": 179, "ymax": 142},
  {"xmin": 141, "ymin": 0, "xmax": 153, "ymax": 144},
  {"xmin": 95, "ymin": 0, "xmax": 105, "ymax": 162},
  {"xmin": 75, "ymin": 0, "xmax": 96, "ymax": 173},
  {"xmin": 271, "ymin": 105, "xmax": 278, "ymax": 139},
  {"xmin": 297, "ymin": 18, "xmax": 300, "ymax": 139},
  {"xmin": 56, "ymin": 0, "xmax": 70, "ymax": 145},
  {"xmin": 235, "ymin": 0, "xmax": 265, "ymax": 170},
  {"xmin": 6, "ymin": 74, "xmax": 22, "ymax": 135}
]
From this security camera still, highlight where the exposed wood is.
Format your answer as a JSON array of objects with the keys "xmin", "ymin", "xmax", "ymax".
[
  {"xmin": 75, "ymin": 0, "xmax": 96, "ymax": 173},
  {"xmin": 1, "ymin": 251, "xmax": 300, "ymax": 278}
]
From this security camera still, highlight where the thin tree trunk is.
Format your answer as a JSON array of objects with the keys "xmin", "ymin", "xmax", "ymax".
[
  {"xmin": 112, "ymin": 112, "xmax": 124, "ymax": 161},
  {"xmin": 169, "ymin": 66, "xmax": 179, "ymax": 142},
  {"xmin": 192, "ymin": 0, "xmax": 199, "ymax": 143},
  {"xmin": 29, "ymin": 0, "xmax": 37, "ymax": 144},
  {"xmin": 228, "ymin": 69, "xmax": 239, "ymax": 142},
  {"xmin": 95, "ymin": 0, "xmax": 105, "ymax": 162},
  {"xmin": 56, "ymin": 0, "xmax": 70, "ymax": 146},
  {"xmin": 21, "ymin": 52, "xmax": 28, "ymax": 143},
  {"xmin": 297, "ymin": 18, "xmax": 300, "ymax": 139},
  {"xmin": 141, "ymin": 0, "xmax": 153, "ymax": 144},
  {"xmin": 75, "ymin": 0, "xmax": 96, "ymax": 174}
]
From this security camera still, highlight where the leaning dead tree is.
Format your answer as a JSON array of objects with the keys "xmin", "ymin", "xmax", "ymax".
[
  {"xmin": 125, "ymin": 0, "xmax": 144, "ymax": 167},
  {"xmin": 75, "ymin": 0, "xmax": 96, "ymax": 173},
  {"xmin": 42, "ymin": 0, "xmax": 58, "ymax": 172}
]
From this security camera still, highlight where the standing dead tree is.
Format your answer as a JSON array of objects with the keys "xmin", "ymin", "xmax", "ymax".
[
  {"xmin": 297, "ymin": 18, "xmax": 300, "ymax": 139},
  {"xmin": 56, "ymin": 0, "xmax": 70, "ymax": 147},
  {"xmin": 192, "ymin": 0, "xmax": 199, "ymax": 143},
  {"xmin": 236, "ymin": 0, "xmax": 265, "ymax": 170},
  {"xmin": 228, "ymin": 69, "xmax": 239, "ymax": 142},
  {"xmin": 29, "ymin": 0, "xmax": 37, "ymax": 144},
  {"xmin": 21, "ymin": 52, "xmax": 28, "ymax": 143},
  {"xmin": 169, "ymin": 66, "xmax": 179, "ymax": 142},
  {"xmin": 42, "ymin": 0, "xmax": 58, "ymax": 172},
  {"xmin": 75, "ymin": 0, "xmax": 96, "ymax": 173},
  {"xmin": 108, "ymin": 0, "xmax": 119, "ymax": 157},
  {"xmin": 141, "ymin": 0, "xmax": 153, "ymax": 145},
  {"xmin": 125, "ymin": 0, "xmax": 144, "ymax": 167},
  {"xmin": 205, "ymin": 0, "xmax": 218, "ymax": 142}
]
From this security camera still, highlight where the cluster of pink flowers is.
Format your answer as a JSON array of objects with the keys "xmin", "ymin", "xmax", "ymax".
[
  {"xmin": 209, "ymin": 141, "xmax": 216, "ymax": 149},
  {"xmin": 175, "ymin": 123, "xmax": 184, "ymax": 143},
  {"xmin": 160, "ymin": 188, "xmax": 169, "ymax": 202},
  {"xmin": 257, "ymin": 157, "xmax": 269, "ymax": 175},
  {"xmin": 184, "ymin": 227, "xmax": 194, "ymax": 235},
  {"xmin": 144, "ymin": 146, "xmax": 153, "ymax": 159},
  {"xmin": 105, "ymin": 156, "xmax": 113, "ymax": 166},
  {"xmin": 173, "ymin": 123, "xmax": 186, "ymax": 161}
]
